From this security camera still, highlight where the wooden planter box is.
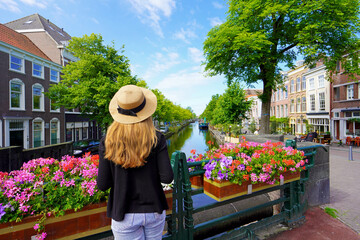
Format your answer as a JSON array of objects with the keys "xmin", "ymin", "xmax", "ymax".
[
  {"xmin": 204, "ymin": 171, "xmax": 300, "ymax": 202},
  {"xmin": 164, "ymin": 189, "xmax": 173, "ymax": 215},
  {"xmin": 0, "ymin": 189, "xmax": 174, "ymax": 239},
  {"xmin": 190, "ymin": 175, "xmax": 204, "ymax": 189},
  {"xmin": 0, "ymin": 202, "xmax": 109, "ymax": 240}
]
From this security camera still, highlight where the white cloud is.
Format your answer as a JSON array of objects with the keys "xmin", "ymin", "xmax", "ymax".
[
  {"xmin": 154, "ymin": 66, "xmax": 225, "ymax": 115},
  {"xmin": 0, "ymin": 0, "xmax": 21, "ymax": 13},
  {"xmin": 173, "ymin": 28, "xmax": 197, "ymax": 44},
  {"xmin": 212, "ymin": 1, "xmax": 224, "ymax": 9},
  {"xmin": 126, "ymin": 0, "xmax": 176, "ymax": 37},
  {"xmin": 91, "ymin": 17, "xmax": 99, "ymax": 24},
  {"xmin": 209, "ymin": 17, "xmax": 222, "ymax": 27},
  {"xmin": 188, "ymin": 47, "xmax": 204, "ymax": 63},
  {"xmin": 143, "ymin": 50, "xmax": 181, "ymax": 80},
  {"xmin": 20, "ymin": 0, "xmax": 47, "ymax": 8}
]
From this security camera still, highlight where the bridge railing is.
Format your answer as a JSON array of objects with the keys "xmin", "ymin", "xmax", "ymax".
[{"xmin": 163, "ymin": 142, "xmax": 327, "ymax": 240}]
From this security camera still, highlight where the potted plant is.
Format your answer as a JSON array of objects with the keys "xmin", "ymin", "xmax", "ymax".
[{"xmin": 202, "ymin": 139, "xmax": 306, "ymax": 201}]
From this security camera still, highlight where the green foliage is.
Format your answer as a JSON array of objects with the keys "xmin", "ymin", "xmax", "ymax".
[
  {"xmin": 202, "ymin": 82, "xmax": 252, "ymax": 125},
  {"xmin": 203, "ymin": 0, "xmax": 360, "ymax": 133},
  {"xmin": 249, "ymin": 120, "xmax": 257, "ymax": 133},
  {"xmin": 324, "ymin": 207, "xmax": 339, "ymax": 218},
  {"xmin": 46, "ymin": 33, "xmax": 139, "ymax": 128}
]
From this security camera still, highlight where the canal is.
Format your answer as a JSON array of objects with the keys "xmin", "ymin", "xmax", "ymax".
[{"xmin": 166, "ymin": 121, "xmax": 218, "ymax": 159}]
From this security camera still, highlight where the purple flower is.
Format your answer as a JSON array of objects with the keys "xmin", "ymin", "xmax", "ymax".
[
  {"xmin": 237, "ymin": 164, "xmax": 245, "ymax": 171},
  {"xmin": 0, "ymin": 204, "xmax": 6, "ymax": 220},
  {"xmin": 217, "ymin": 171, "xmax": 225, "ymax": 180}
]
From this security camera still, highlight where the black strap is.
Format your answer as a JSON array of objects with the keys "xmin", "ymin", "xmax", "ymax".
[{"xmin": 117, "ymin": 98, "xmax": 146, "ymax": 117}]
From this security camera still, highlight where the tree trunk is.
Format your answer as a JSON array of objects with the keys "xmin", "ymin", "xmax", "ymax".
[{"xmin": 260, "ymin": 81, "xmax": 272, "ymax": 134}]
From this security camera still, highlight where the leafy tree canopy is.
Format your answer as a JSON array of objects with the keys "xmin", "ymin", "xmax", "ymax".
[
  {"xmin": 46, "ymin": 34, "xmax": 195, "ymax": 128},
  {"xmin": 203, "ymin": 0, "xmax": 360, "ymax": 133}
]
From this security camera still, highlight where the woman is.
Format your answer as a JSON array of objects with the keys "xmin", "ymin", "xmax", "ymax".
[{"xmin": 97, "ymin": 85, "xmax": 174, "ymax": 240}]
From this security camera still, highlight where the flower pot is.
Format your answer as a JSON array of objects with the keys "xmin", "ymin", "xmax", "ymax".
[
  {"xmin": 0, "ymin": 202, "xmax": 109, "ymax": 240},
  {"xmin": 164, "ymin": 189, "xmax": 173, "ymax": 215},
  {"xmin": 190, "ymin": 175, "xmax": 204, "ymax": 189},
  {"xmin": 203, "ymin": 171, "xmax": 300, "ymax": 202}
]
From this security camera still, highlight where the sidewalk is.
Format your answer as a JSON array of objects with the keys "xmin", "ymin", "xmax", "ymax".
[{"xmin": 267, "ymin": 145, "xmax": 360, "ymax": 240}]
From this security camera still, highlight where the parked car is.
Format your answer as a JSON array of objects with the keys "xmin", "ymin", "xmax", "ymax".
[{"xmin": 72, "ymin": 139, "xmax": 100, "ymax": 157}]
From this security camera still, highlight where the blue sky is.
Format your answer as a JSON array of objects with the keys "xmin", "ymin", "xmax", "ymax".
[{"xmin": 0, "ymin": 0, "xmax": 262, "ymax": 115}]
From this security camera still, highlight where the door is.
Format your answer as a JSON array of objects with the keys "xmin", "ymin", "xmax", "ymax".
[
  {"xmin": 335, "ymin": 120, "xmax": 340, "ymax": 140},
  {"xmin": 10, "ymin": 130, "xmax": 23, "ymax": 148}
]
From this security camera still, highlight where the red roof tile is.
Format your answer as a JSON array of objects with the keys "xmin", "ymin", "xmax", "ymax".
[{"xmin": 0, "ymin": 23, "xmax": 51, "ymax": 61}]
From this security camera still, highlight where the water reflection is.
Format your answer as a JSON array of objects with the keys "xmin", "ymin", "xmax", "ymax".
[{"xmin": 167, "ymin": 122, "xmax": 218, "ymax": 158}]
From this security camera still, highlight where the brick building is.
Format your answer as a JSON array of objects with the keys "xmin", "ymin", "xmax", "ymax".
[
  {"xmin": 0, "ymin": 24, "xmax": 64, "ymax": 148},
  {"xmin": 331, "ymin": 62, "xmax": 360, "ymax": 140},
  {"xmin": 5, "ymin": 14, "xmax": 102, "ymax": 143}
]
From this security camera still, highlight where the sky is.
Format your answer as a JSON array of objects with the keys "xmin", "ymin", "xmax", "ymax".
[{"xmin": 0, "ymin": 0, "xmax": 262, "ymax": 116}]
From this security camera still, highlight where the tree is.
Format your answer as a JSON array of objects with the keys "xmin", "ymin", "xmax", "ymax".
[
  {"xmin": 200, "ymin": 94, "xmax": 220, "ymax": 122},
  {"xmin": 203, "ymin": 0, "xmax": 360, "ymax": 134},
  {"xmin": 46, "ymin": 33, "xmax": 140, "ymax": 128}
]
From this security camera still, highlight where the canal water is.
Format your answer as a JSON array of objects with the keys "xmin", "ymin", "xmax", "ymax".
[{"xmin": 166, "ymin": 121, "xmax": 218, "ymax": 159}]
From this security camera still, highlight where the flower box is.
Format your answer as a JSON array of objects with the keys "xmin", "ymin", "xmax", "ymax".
[
  {"xmin": 0, "ymin": 202, "xmax": 110, "ymax": 240},
  {"xmin": 164, "ymin": 189, "xmax": 173, "ymax": 215},
  {"xmin": 203, "ymin": 171, "xmax": 300, "ymax": 202},
  {"xmin": 190, "ymin": 175, "xmax": 204, "ymax": 189}
]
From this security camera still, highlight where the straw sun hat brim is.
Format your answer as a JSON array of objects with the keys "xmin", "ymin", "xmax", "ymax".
[{"xmin": 109, "ymin": 87, "xmax": 157, "ymax": 124}]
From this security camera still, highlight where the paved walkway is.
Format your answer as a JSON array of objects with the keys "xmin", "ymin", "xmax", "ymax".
[{"xmin": 269, "ymin": 144, "xmax": 360, "ymax": 239}]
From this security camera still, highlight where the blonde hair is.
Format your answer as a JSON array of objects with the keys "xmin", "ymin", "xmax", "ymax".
[{"xmin": 104, "ymin": 117, "xmax": 158, "ymax": 168}]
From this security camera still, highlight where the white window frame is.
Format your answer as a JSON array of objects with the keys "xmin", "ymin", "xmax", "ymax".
[
  {"xmin": 290, "ymin": 99, "xmax": 295, "ymax": 113},
  {"xmin": 50, "ymin": 99, "xmax": 61, "ymax": 112},
  {"xmin": 302, "ymin": 76, "xmax": 306, "ymax": 90},
  {"xmin": 50, "ymin": 69, "xmax": 60, "ymax": 83},
  {"xmin": 285, "ymin": 86, "xmax": 288, "ymax": 98},
  {"xmin": 32, "ymin": 84, "xmax": 44, "ymax": 111},
  {"xmin": 318, "ymin": 75, "xmax": 325, "ymax": 88},
  {"xmin": 32, "ymin": 61, "xmax": 44, "ymax": 79},
  {"xmin": 309, "ymin": 78, "xmax": 315, "ymax": 89},
  {"xmin": 296, "ymin": 77, "xmax": 301, "ymax": 92},
  {"xmin": 290, "ymin": 80, "xmax": 295, "ymax": 93},
  {"xmin": 310, "ymin": 94, "xmax": 316, "ymax": 111},
  {"xmin": 9, "ymin": 54, "xmax": 24, "ymax": 73},
  {"xmin": 296, "ymin": 98, "xmax": 301, "ymax": 112},
  {"xmin": 347, "ymin": 85, "xmax": 354, "ymax": 100},
  {"xmin": 319, "ymin": 92, "xmax": 325, "ymax": 111},
  {"xmin": 302, "ymin": 96, "xmax": 306, "ymax": 112},
  {"xmin": 9, "ymin": 79, "xmax": 25, "ymax": 110},
  {"xmin": 50, "ymin": 118, "xmax": 60, "ymax": 145},
  {"xmin": 32, "ymin": 118, "xmax": 44, "ymax": 148},
  {"xmin": 284, "ymin": 105, "xmax": 288, "ymax": 117}
]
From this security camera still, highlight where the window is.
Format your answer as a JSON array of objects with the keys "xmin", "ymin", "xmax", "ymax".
[
  {"xmin": 10, "ymin": 79, "xmax": 25, "ymax": 110},
  {"xmin": 347, "ymin": 85, "xmax": 354, "ymax": 100},
  {"xmin": 277, "ymin": 106, "xmax": 279, "ymax": 117},
  {"xmin": 50, "ymin": 119, "xmax": 59, "ymax": 144},
  {"xmin": 32, "ymin": 84, "xmax": 44, "ymax": 111},
  {"xmin": 10, "ymin": 55, "xmax": 24, "ymax": 72},
  {"xmin": 334, "ymin": 112, "xmax": 340, "ymax": 118},
  {"xmin": 277, "ymin": 91, "xmax": 280, "ymax": 101},
  {"xmin": 285, "ymin": 86, "xmax": 288, "ymax": 98},
  {"xmin": 281, "ymin": 105, "xmax": 284, "ymax": 117},
  {"xmin": 318, "ymin": 75, "xmax": 324, "ymax": 88},
  {"xmin": 296, "ymin": 98, "xmax": 301, "ymax": 112},
  {"xmin": 82, "ymin": 127, "xmax": 88, "ymax": 140},
  {"xmin": 32, "ymin": 63, "xmax": 43, "ymax": 78},
  {"xmin": 290, "ymin": 99, "xmax": 295, "ymax": 113},
  {"xmin": 302, "ymin": 76, "xmax": 306, "ymax": 90},
  {"xmin": 50, "ymin": 69, "xmax": 59, "ymax": 82},
  {"xmin": 33, "ymin": 118, "xmax": 44, "ymax": 148},
  {"xmin": 334, "ymin": 87, "xmax": 340, "ymax": 101},
  {"xmin": 302, "ymin": 96, "xmax": 306, "ymax": 112},
  {"xmin": 284, "ymin": 105, "xmax": 288, "ymax": 117},
  {"xmin": 50, "ymin": 100, "xmax": 60, "ymax": 112},
  {"xmin": 290, "ymin": 80, "xmax": 295, "ymax": 93},
  {"xmin": 319, "ymin": 92, "xmax": 325, "ymax": 111},
  {"xmin": 280, "ymin": 89, "xmax": 283, "ymax": 100},
  {"xmin": 310, "ymin": 94, "xmax": 315, "ymax": 111},
  {"xmin": 309, "ymin": 78, "xmax": 315, "ymax": 89},
  {"xmin": 296, "ymin": 77, "xmax": 301, "ymax": 91}
]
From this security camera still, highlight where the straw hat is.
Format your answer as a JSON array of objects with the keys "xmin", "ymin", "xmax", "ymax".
[{"xmin": 109, "ymin": 85, "xmax": 157, "ymax": 124}]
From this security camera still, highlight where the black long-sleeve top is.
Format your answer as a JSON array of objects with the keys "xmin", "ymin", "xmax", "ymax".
[{"xmin": 97, "ymin": 131, "xmax": 174, "ymax": 221}]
